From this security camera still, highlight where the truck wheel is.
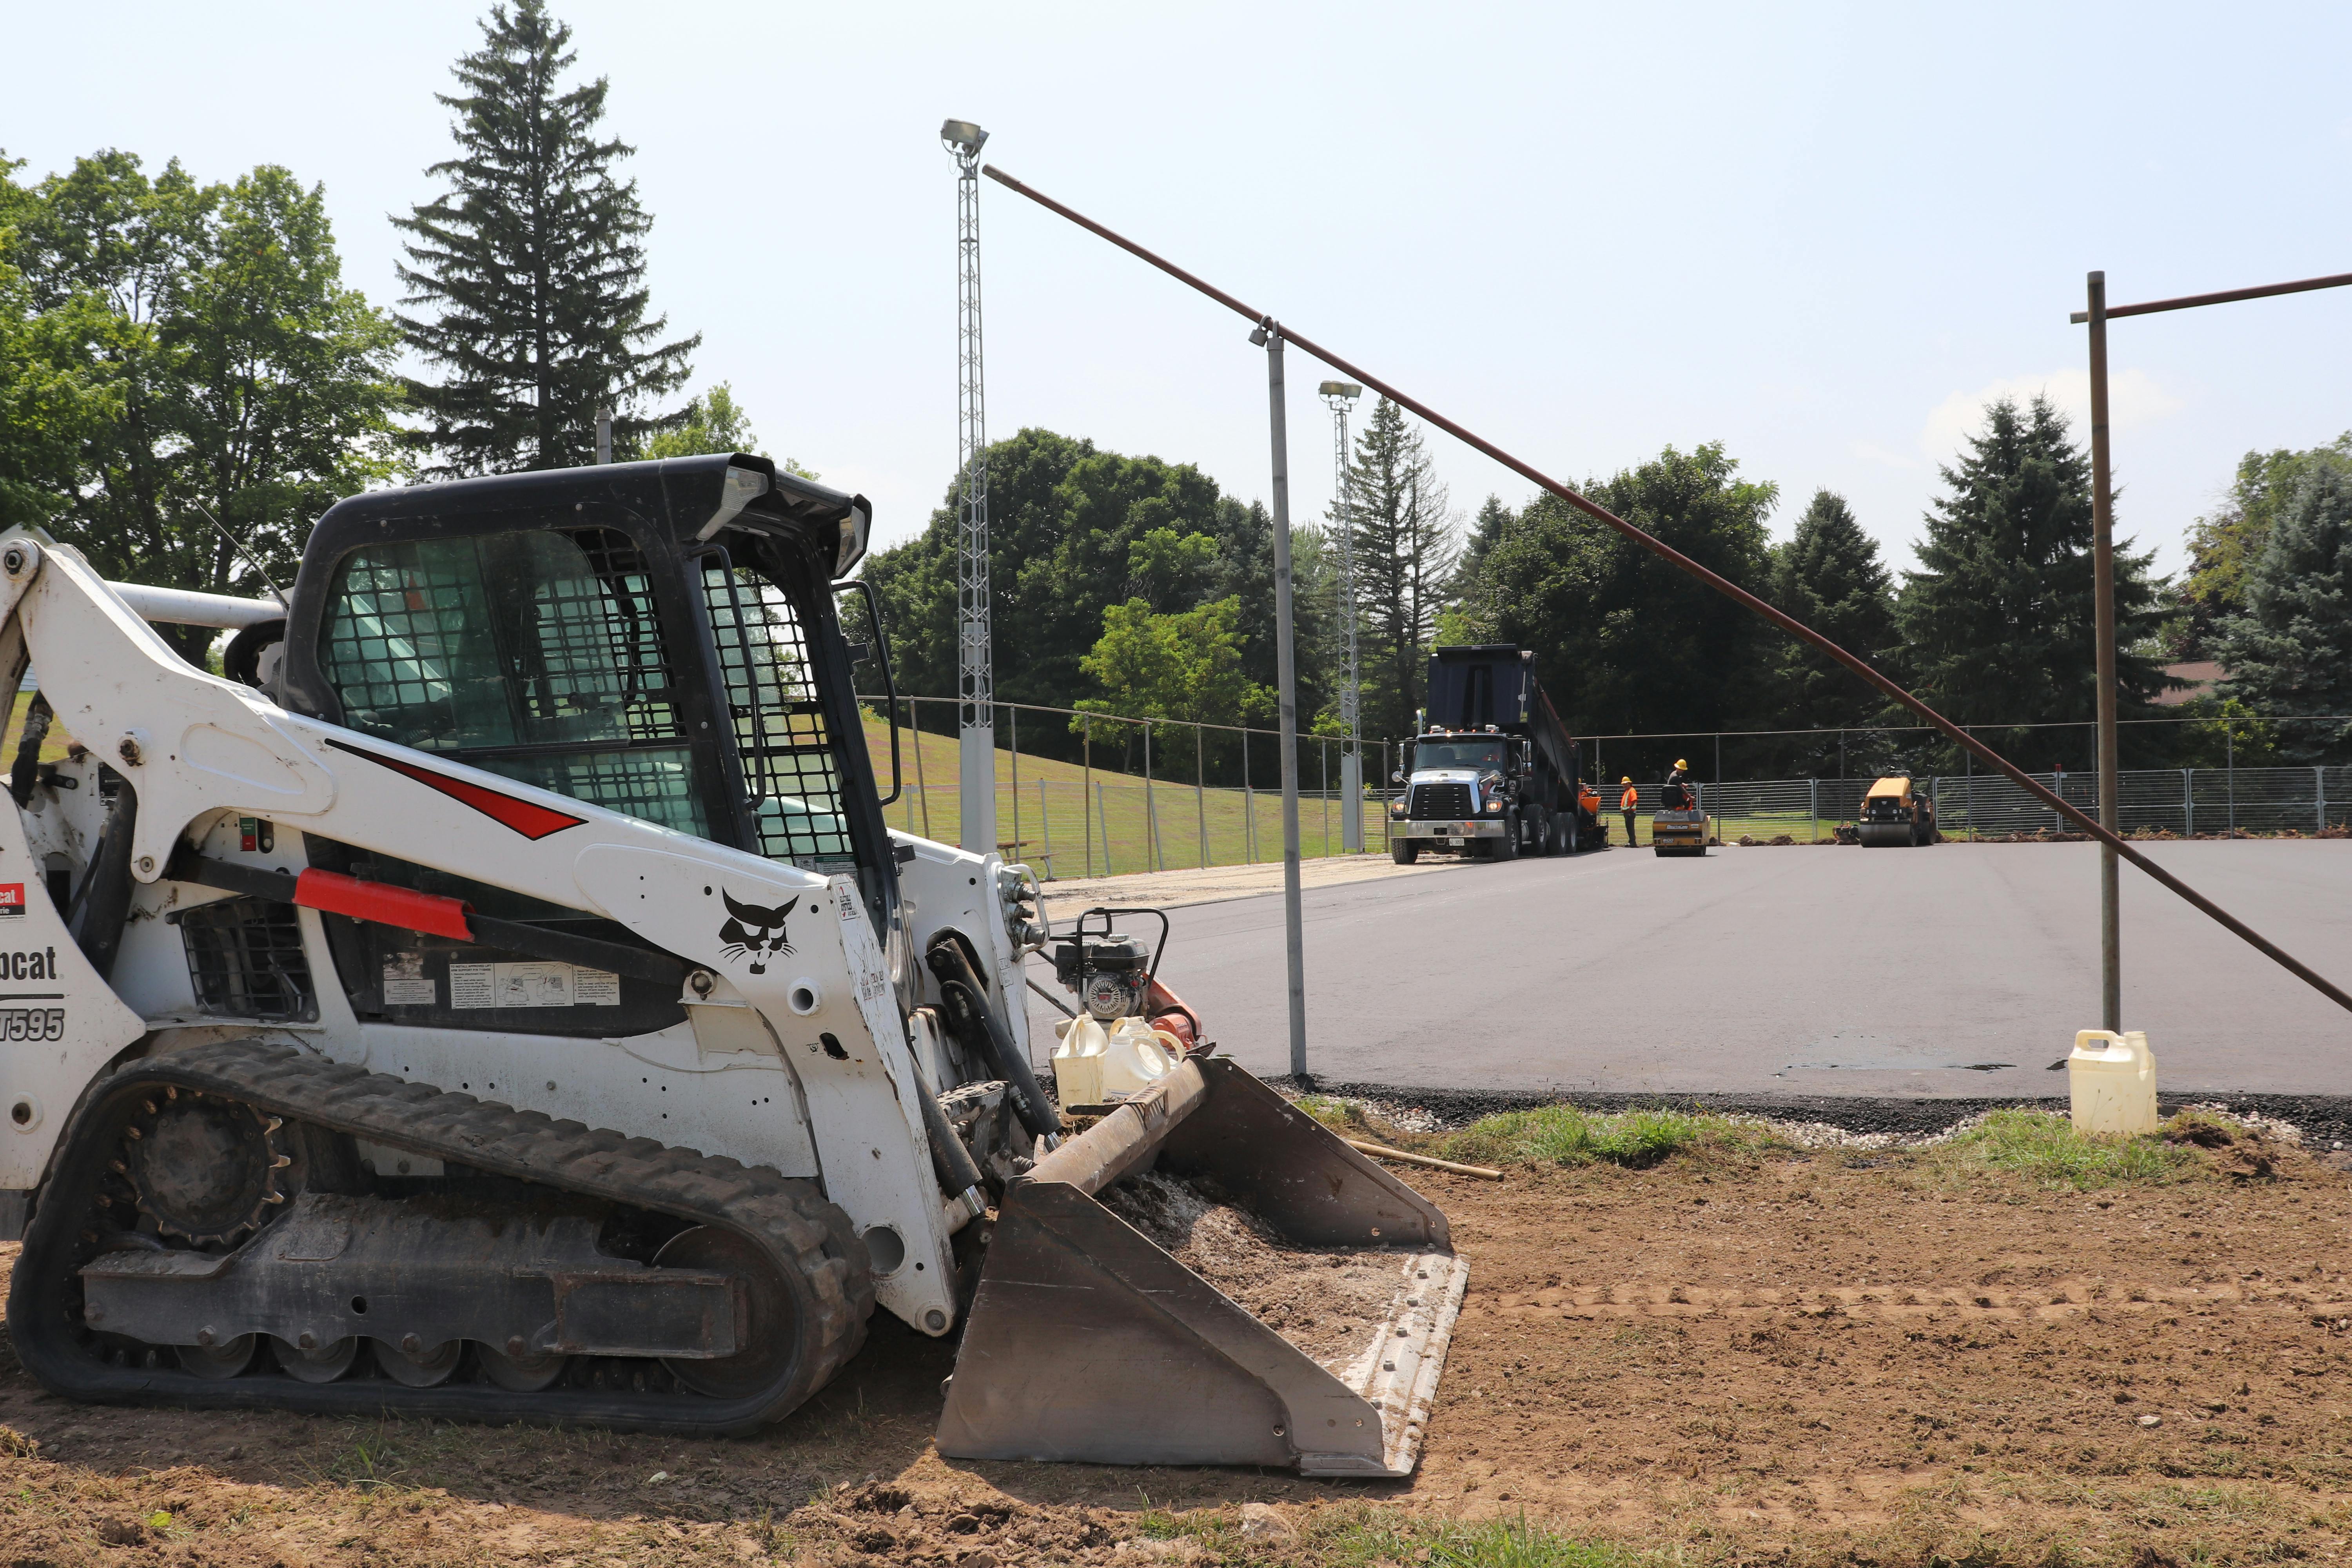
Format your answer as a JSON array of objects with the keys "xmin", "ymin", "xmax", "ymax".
[{"xmin": 1391, "ymin": 840, "xmax": 1419, "ymax": 865}]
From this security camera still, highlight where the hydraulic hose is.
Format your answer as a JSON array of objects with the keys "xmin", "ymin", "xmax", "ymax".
[
  {"xmin": 9, "ymin": 693, "xmax": 51, "ymax": 807},
  {"xmin": 74, "ymin": 769, "xmax": 138, "ymax": 981},
  {"xmin": 925, "ymin": 935, "xmax": 1061, "ymax": 1146},
  {"xmin": 917, "ymin": 1087, "xmax": 989, "ymax": 1217}
]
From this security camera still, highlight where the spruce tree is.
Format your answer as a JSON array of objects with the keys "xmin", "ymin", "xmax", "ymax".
[
  {"xmin": 1893, "ymin": 396, "xmax": 2169, "ymax": 768},
  {"xmin": 2215, "ymin": 453, "xmax": 2352, "ymax": 759},
  {"xmin": 1345, "ymin": 398, "xmax": 1457, "ymax": 740},
  {"xmin": 395, "ymin": 0, "xmax": 696, "ymax": 474},
  {"xmin": 1769, "ymin": 490, "xmax": 1895, "ymax": 763}
]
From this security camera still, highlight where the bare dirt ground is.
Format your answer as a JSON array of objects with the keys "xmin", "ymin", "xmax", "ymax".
[{"xmin": 2, "ymin": 1133, "xmax": 2349, "ymax": 1566}]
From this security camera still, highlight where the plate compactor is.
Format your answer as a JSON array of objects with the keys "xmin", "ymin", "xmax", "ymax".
[{"xmin": 0, "ymin": 455, "xmax": 1465, "ymax": 1476}]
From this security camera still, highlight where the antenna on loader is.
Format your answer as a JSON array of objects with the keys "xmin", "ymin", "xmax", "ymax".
[{"xmin": 193, "ymin": 503, "xmax": 289, "ymax": 607}]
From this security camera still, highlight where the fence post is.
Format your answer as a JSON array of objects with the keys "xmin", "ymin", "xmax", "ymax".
[
  {"xmin": 1097, "ymin": 779, "xmax": 1113, "ymax": 875},
  {"xmin": 1809, "ymin": 777, "xmax": 1818, "ymax": 843},
  {"xmin": 1007, "ymin": 703, "xmax": 1018, "ymax": 859},
  {"xmin": 1243, "ymin": 728, "xmax": 1255, "ymax": 864},
  {"xmin": 1082, "ymin": 719, "xmax": 1093, "ymax": 878},
  {"xmin": 1320, "ymin": 737, "xmax": 1330, "ymax": 858},
  {"xmin": 2318, "ymin": 766, "xmax": 2327, "ymax": 834},
  {"xmin": 1196, "ymin": 722, "xmax": 1208, "ymax": 870},
  {"xmin": 1143, "ymin": 719, "xmax": 1162, "ymax": 869},
  {"xmin": 911, "ymin": 696, "xmax": 933, "ymax": 839},
  {"xmin": 1381, "ymin": 740, "xmax": 1391, "ymax": 850},
  {"xmin": 2183, "ymin": 768, "xmax": 2192, "ymax": 837},
  {"xmin": 1038, "ymin": 778, "xmax": 1053, "ymax": 877},
  {"xmin": 2226, "ymin": 722, "xmax": 2235, "ymax": 837}
]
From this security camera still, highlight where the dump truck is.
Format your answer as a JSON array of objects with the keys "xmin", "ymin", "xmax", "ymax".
[
  {"xmin": 0, "ymin": 454, "xmax": 1465, "ymax": 1477},
  {"xmin": 1390, "ymin": 645, "xmax": 1586, "ymax": 862},
  {"xmin": 1855, "ymin": 774, "xmax": 1938, "ymax": 846}
]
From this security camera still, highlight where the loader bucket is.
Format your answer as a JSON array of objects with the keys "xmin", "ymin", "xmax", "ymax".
[{"xmin": 936, "ymin": 1056, "xmax": 1468, "ymax": 1477}]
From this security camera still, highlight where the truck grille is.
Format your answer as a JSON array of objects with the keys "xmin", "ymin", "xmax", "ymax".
[{"xmin": 1409, "ymin": 782, "xmax": 1473, "ymax": 820}]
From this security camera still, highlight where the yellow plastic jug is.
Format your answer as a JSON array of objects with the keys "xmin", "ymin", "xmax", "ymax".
[
  {"xmin": 1051, "ymin": 1016, "xmax": 1107, "ymax": 1108},
  {"xmin": 2067, "ymin": 1029, "xmax": 2158, "ymax": 1136}
]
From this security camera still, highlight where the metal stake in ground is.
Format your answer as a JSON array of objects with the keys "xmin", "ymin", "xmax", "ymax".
[
  {"xmin": 1256, "ymin": 318, "xmax": 1310, "ymax": 1082},
  {"xmin": 2087, "ymin": 271, "xmax": 2123, "ymax": 1033}
]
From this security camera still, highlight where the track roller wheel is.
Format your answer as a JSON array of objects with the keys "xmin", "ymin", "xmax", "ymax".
[
  {"xmin": 476, "ymin": 1343, "xmax": 568, "ymax": 1392},
  {"xmin": 374, "ymin": 1337, "xmax": 463, "ymax": 1388},
  {"xmin": 272, "ymin": 1335, "xmax": 359, "ymax": 1383},
  {"xmin": 177, "ymin": 1335, "xmax": 257, "ymax": 1380},
  {"xmin": 655, "ymin": 1225, "xmax": 799, "ymax": 1400}
]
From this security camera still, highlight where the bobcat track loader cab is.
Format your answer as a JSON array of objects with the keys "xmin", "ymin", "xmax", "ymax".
[{"xmin": 0, "ymin": 455, "xmax": 1465, "ymax": 1476}]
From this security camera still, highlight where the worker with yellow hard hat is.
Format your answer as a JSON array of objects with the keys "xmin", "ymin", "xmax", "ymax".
[
  {"xmin": 1619, "ymin": 775, "xmax": 1638, "ymax": 846},
  {"xmin": 1664, "ymin": 758, "xmax": 1695, "ymax": 812}
]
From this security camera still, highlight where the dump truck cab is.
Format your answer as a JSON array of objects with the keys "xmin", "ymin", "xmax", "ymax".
[
  {"xmin": 1390, "ymin": 645, "xmax": 1584, "ymax": 862},
  {"xmin": 1857, "ymin": 774, "xmax": 1937, "ymax": 846}
]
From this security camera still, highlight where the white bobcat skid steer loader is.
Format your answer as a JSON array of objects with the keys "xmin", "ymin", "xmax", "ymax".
[{"xmin": 0, "ymin": 455, "xmax": 1465, "ymax": 1475}]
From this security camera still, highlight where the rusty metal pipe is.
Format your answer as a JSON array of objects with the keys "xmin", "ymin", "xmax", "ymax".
[
  {"xmin": 2068, "ymin": 269, "xmax": 2352, "ymax": 323},
  {"xmin": 981, "ymin": 163, "xmax": 2352, "ymax": 1018}
]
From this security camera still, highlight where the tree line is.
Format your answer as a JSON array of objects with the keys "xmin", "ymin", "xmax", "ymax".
[{"xmin": 870, "ymin": 393, "xmax": 2352, "ymax": 785}]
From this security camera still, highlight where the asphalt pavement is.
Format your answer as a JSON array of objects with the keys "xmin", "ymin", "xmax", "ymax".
[{"xmin": 1023, "ymin": 839, "xmax": 2352, "ymax": 1101}]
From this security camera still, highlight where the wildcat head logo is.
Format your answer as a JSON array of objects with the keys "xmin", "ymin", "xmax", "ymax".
[{"xmin": 718, "ymin": 892, "xmax": 799, "ymax": 975}]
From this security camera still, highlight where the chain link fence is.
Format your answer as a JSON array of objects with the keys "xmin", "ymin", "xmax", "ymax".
[{"xmin": 1651, "ymin": 766, "xmax": 2352, "ymax": 843}]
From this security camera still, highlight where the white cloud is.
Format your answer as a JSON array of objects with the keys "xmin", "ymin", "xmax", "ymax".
[{"xmin": 1918, "ymin": 368, "xmax": 2185, "ymax": 465}]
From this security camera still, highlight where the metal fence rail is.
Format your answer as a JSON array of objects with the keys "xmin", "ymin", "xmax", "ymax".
[
  {"xmin": 1657, "ymin": 767, "xmax": 2352, "ymax": 843},
  {"xmin": 864, "ymin": 690, "xmax": 2352, "ymax": 870}
]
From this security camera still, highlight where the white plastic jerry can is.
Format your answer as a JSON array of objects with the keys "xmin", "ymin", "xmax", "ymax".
[
  {"xmin": 1051, "ymin": 1015, "xmax": 1108, "ymax": 1108},
  {"xmin": 1098, "ymin": 1016, "xmax": 1176, "ymax": 1100},
  {"xmin": 2067, "ymin": 1029, "xmax": 2158, "ymax": 1137}
]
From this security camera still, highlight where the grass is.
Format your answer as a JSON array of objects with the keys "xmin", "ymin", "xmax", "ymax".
[
  {"xmin": 1140, "ymin": 1503, "xmax": 1646, "ymax": 1568},
  {"xmin": 1437, "ymin": 1105, "xmax": 1769, "ymax": 1171},
  {"xmin": 0, "ymin": 691, "xmax": 72, "ymax": 767},
  {"xmin": 1928, "ymin": 1109, "xmax": 2200, "ymax": 1191},
  {"xmin": 862, "ymin": 714, "xmax": 1390, "ymax": 875}
]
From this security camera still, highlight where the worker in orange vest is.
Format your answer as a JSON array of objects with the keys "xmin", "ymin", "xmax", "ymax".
[{"xmin": 1619, "ymin": 776, "xmax": 1639, "ymax": 846}]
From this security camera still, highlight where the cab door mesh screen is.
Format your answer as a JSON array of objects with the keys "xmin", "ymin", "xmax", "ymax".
[{"xmin": 701, "ymin": 558, "xmax": 854, "ymax": 869}]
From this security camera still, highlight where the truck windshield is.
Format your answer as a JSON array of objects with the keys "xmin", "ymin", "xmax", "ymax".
[{"xmin": 1415, "ymin": 741, "xmax": 1506, "ymax": 770}]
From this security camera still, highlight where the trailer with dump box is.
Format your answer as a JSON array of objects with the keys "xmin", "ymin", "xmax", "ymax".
[{"xmin": 1389, "ymin": 645, "xmax": 1588, "ymax": 862}]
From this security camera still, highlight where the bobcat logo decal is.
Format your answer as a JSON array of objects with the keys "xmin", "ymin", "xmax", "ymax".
[{"xmin": 718, "ymin": 891, "xmax": 799, "ymax": 975}]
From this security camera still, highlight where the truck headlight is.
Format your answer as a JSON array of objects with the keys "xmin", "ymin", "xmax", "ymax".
[{"xmin": 1486, "ymin": 800, "xmax": 1503, "ymax": 813}]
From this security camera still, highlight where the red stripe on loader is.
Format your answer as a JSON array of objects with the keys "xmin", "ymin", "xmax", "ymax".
[
  {"xmin": 294, "ymin": 868, "xmax": 474, "ymax": 942},
  {"xmin": 324, "ymin": 740, "xmax": 586, "ymax": 840}
]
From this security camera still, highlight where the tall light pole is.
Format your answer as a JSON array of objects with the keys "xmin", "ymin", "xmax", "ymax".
[
  {"xmin": 1255, "ymin": 319, "xmax": 1310, "ymax": 1082},
  {"xmin": 1320, "ymin": 380, "xmax": 1364, "ymax": 851},
  {"xmin": 943, "ymin": 118, "xmax": 996, "ymax": 856}
]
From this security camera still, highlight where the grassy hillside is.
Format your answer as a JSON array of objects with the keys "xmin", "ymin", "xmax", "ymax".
[{"xmin": 858, "ymin": 717, "xmax": 1387, "ymax": 877}]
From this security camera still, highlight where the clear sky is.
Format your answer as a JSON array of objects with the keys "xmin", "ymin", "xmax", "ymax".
[{"xmin": 10, "ymin": 2, "xmax": 2351, "ymax": 577}]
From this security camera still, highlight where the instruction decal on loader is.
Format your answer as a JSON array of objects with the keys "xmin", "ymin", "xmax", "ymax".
[
  {"xmin": 448, "ymin": 962, "xmax": 620, "ymax": 1009},
  {"xmin": 0, "ymin": 883, "xmax": 22, "ymax": 919}
]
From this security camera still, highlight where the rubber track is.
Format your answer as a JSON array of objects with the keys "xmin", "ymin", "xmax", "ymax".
[{"xmin": 9, "ymin": 1038, "xmax": 875, "ymax": 1435}]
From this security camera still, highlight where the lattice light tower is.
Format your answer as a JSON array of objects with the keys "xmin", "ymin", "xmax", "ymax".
[
  {"xmin": 1320, "ymin": 380, "xmax": 1365, "ymax": 851},
  {"xmin": 943, "ymin": 119, "xmax": 996, "ymax": 855}
]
